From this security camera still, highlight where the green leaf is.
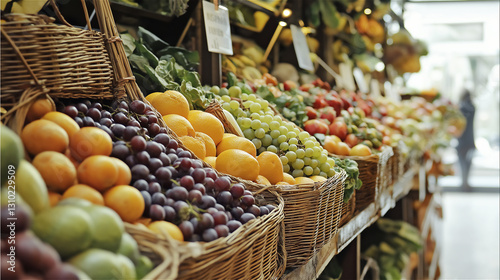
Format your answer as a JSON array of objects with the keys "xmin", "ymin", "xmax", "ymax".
[
  {"xmin": 120, "ymin": 33, "xmax": 136, "ymax": 57},
  {"xmin": 319, "ymin": 0, "xmax": 339, "ymax": 29},
  {"xmin": 307, "ymin": 1, "xmax": 321, "ymax": 27},
  {"xmin": 135, "ymin": 42, "xmax": 159, "ymax": 68},
  {"xmin": 128, "ymin": 54, "xmax": 150, "ymax": 74},
  {"xmin": 137, "ymin": 26, "xmax": 170, "ymax": 52},
  {"xmin": 144, "ymin": 64, "xmax": 168, "ymax": 90}
]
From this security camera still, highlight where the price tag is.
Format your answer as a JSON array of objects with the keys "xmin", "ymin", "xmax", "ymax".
[
  {"xmin": 370, "ymin": 79, "xmax": 381, "ymax": 97},
  {"xmin": 353, "ymin": 67, "xmax": 368, "ymax": 93},
  {"xmin": 339, "ymin": 62, "xmax": 356, "ymax": 91},
  {"xmin": 291, "ymin": 25, "xmax": 314, "ymax": 71},
  {"xmin": 202, "ymin": 1, "xmax": 233, "ymax": 55}
]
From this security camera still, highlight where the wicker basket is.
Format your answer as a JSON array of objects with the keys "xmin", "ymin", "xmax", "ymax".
[
  {"xmin": 207, "ymin": 100, "xmax": 347, "ymax": 267},
  {"xmin": 339, "ymin": 191, "xmax": 356, "ymax": 227}
]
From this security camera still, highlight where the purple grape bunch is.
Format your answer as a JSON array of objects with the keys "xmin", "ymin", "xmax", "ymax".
[{"xmin": 61, "ymin": 99, "xmax": 276, "ymax": 242}]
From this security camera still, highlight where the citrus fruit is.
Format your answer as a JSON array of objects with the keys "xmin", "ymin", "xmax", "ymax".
[
  {"xmin": 323, "ymin": 138, "xmax": 338, "ymax": 154},
  {"xmin": 26, "ymin": 97, "xmax": 54, "ymax": 123},
  {"xmin": 149, "ymin": 90, "xmax": 190, "ymax": 118},
  {"xmin": 21, "ymin": 119, "xmax": 69, "ymax": 155},
  {"xmin": 255, "ymin": 175, "xmax": 271, "ymax": 185},
  {"xmin": 179, "ymin": 135, "xmax": 206, "ymax": 159},
  {"xmin": 48, "ymin": 191, "xmax": 62, "ymax": 207},
  {"xmin": 32, "ymin": 151, "xmax": 77, "ymax": 192},
  {"xmin": 334, "ymin": 142, "xmax": 351, "ymax": 156},
  {"xmin": 294, "ymin": 177, "xmax": 315, "ymax": 185},
  {"xmin": 1, "ymin": 125, "xmax": 24, "ymax": 185},
  {"xmin": 221, "ymin": 133, "xmax": 238, "ymax": 141},
  {"xmin": 42, "ymin": 111, "xmax": 80, "ymax": 138},
  {"xmin": 310, "ymin": 175, "xmax": 328, "ymax": 183},
  {"xmin": 77, "ymin": 155, "xmax": 119, "ymax": 192},
  {"xmin": 196, "ymin": 132, "xmax": 216, "ymax": 157},
  {"xmin": 70, "ymin": 127, "xmax": 113, "ymax": 161},
  {"xmin": 15, "ymin": 160, "xmax": 50, "ymax": 214},
  {"xmin": 110, "ymin": 158, "xmax": 132, "ymax": 186},
  {"xmin": 148, "ymin": 221, "xmax": 184, "ymax": 241},
  {"xmin": 68, "ymin": 248, "xmax": 133, "ymax": 280},
  {"xmin": 117, "ymin": 232, "xmax": 140, "ymax": 264},
  {"xmin": 216, "ymin": 136, "xmax": 256, "ymax": 157},
  {"xmin": 350, "ymin": 144, "xmax": 372, "ymax": 156},
  {"xmin": 65, "ymin": 149, "xmax": 80, "ymax": 168},
  {"xmin": 162, "ymin": 114, "xmax": 195, "ymax": 137},
  {"xmin": 32, "ymin": 205, "xmax": 94, "ymax": 259},
  {"xmin": 104, "ymin": 185, "xmax": 145, "ymax": 223},
  {"xmin": 85, "ymin": 205, "xmax": 124, "ymax": 252},
  {"xmin": 203, "ymin": 156, "xmax": 217, "ymax": 167},
  {"xmin": 144, "ymin": 92, "xmax": 163, "ymax": 103},
  {"xmin": 282, "ymin": 173, "xmax": 296, "ymax": 185},
  {"xmin": 62, "ymin": 184, "xmax": 104, "ymax": 206},
  {"xmin": 256, "ymin": 151, "xmax": 283, "ymax": 184},
  {"xmin": 216, "ymin": 149, "xmax": 259, "ymax": 181},
  {"xmin": 187, "ymin": 110, "xmax": 225, "ymax": 145}
]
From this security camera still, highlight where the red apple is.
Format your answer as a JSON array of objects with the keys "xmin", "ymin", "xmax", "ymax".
[
  {"xmin": 340, "ymin": 96, "xmax": 352, "ymax": 110},
  {"xmin": 313, "ymin": 96, "xmax": 328, "ymax": 109},
  {"xmin": 344, "ymin": 134, "xmax": 361, "ymax": 148},
  {"xmin": 283, "ymin": 80, "xmax": 297, "ymax": 91},
  {"xmin": 305, "ymin": 106, "xmax": 318, "ymax": 120},
  {"xmin": 328, "ymin": 121, "xmax": 348, "ymax": 141},
  {"xmin": 304, "ymin": 119, "xmax": 329, "ymax": 135},
  {"xmin": 325, "ymin": 96, "xmax": 343, "ymax": 116},
  {"xmin": 319, "ymin": 107, "xmax": 336, "ymax": 124}
]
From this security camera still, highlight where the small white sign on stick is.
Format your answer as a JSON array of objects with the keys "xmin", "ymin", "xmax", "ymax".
[
  {"xmin": 202, "ymin": 1, "xmax": 233, "ymax": 55},
  {"xmin": 291, "ymin": 24, "xmax": 314, "ymax": 71}
]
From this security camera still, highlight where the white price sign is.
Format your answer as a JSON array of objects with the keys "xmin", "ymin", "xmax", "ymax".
[
  {"xmin": 202, "ymin": 1, "xmax": 233, "ymax": 55},
  {"xmin": 291, "ymin": 24, "xmax": 314, "ymax": 71}
]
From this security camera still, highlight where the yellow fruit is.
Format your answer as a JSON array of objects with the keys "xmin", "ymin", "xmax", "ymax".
[
  {"xmin": 77, "ymin": 155, "xmax": 118, "ymax": 192},
  {"xmin": 62, "ymin": 184, "xmax": 105, "ymax": 206},
  {"xmin": 179, "ymin": 135, "xmax": 206, "ymax": 159},
  {"xmin": 48, "ymin": 191, "xmax": 62, "ymax": 207},
  {"xmin": 203, "ymin": 156, "xmax": 217, "ymax": 167},
  {"xmin": 32, "ymin": 151, "xmax": 77, "ymax": 193},
  {"xmin": 310, "ymin": 175, "xmax": 328, "ymax": 183},
  {"xmin": 42, "ymin": 111, "xmax": 80, "ymax": 138},
  {"xmin": 70, "ymin": 127, "xmax": 113, "ymax": 161},
  {"xmin": 294, "ymin": 177, "xmax": 315, "ymax": 185},
  {"xmin": 222, "ymin": 133, "xmax": 238, "ymax": 141},
  {"xmin": 26, "ymin": 97, "xmax": 54, "ymax": 123},
  {"xmin": 282, "ymin": 173, "xmax": 296, "ymax": 185},
  {"xmin": 275, "ymin": 182, "xmax": 291, "ymax": 186},
  {"xmin": 110, "ymin": 158, "xmax": 132, "ymax": 186},
  {"xmin": 256, "ymin": 152, "xmax": 283, "ymax": 184},
  {"xmin": 21, "ymin": 119, "xmax": 69, "ymax": 155},
  {"xmin": 196, "ymin": 132, "xmax": 216, "ymax": 157},
  {"xmin": 162, "ymin": 114, "xmax": 195, "ymax": 137},
  {"xmin": 148, "ymin": 221, "xmax": 184, "ymax": 242},
  {"xmin": 1, "ymin": 125, "xmax": 24, "ymax": 185},
  {"xmin": 349, "ymin": 144, "xmax": 372, "ymax": 156},
  {"xmin": 15, "ymin": 160, "xmax": 50, "ymax": 214},
  {"xmin": 187, "ymin": 110, "xmax": 225, "ymax": 145},
  {"xmin": 144, "ymin": 92, "xmax": 163, "ymax": 103},
  {"xmin": 215, "ymin": 149, "xmax": 259, "ymax": 181},
  {"xmin": 104, "ymin": 185, "xmax": 145, "ymax": 223},
  {"xmin": 255, "ymin": 175, "xmax": 271, "ymax": 185},
  {"xmin": 149, "ymin": 90, "xmax": 190, "ymax": 118},
  {"xmin": 216, "ymin": 136, "xmax": 256, "ymax": 157}
]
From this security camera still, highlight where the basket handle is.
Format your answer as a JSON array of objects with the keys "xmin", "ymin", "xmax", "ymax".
[{"xmin": 48, "ymin": 0, "xmax": 92, "ymax": 30}]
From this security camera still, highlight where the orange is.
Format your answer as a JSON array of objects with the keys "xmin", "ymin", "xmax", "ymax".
[
  {"xmin": 70, "ymin": 127, "xmax": 112, "ymax": 161},
  {"xmin": 149, "ymin": 90, "xmax": 190, "ymax": 118},
  {"xmin": 26, "ymin": 97, "xmax": 54, "ymax": 123},
  {"xmin": 256, "ymin": 152, "xmax": 283, "ymax": 184},
  {"xmin": 215, "ymin": 149, "xmax": 259, "ymax": 181},
  {"xmin": 65, "ymin": 149, "xmax": 80, "ymax": 169},
  {"xmin": 162, "ymin": 114, "xmax": 195, "ymax": 137},
  {"xmin": 324, "ymin": 136, "xmax": 340, "ymax": 154},
  {"xmin": 110, "ymin": 158, "xmax": 132, "ymax": 186},
  {"xmin": 77, "ymin": 155, "xmax": 118, "ymax": 192},
  {"xmin": 32, "ymin": 151, "xmax": 77, "ymax": 192},
  {"xmin": 222, "ymin": 133, "xmax": 237, "ymax": 141},
  {"xmin": 145, "ymin": 92, "xmax": 163, "ymax": 104},
  {"xmin": 310, "ymin": 175, "xmax": 328, "ymax": 183},
  {"xmin": 282, "ymin": 173, "xmax": 296, "ymax": 185},
  {"xmin": 104, "ymin": 185, "xmax": 145, "ymax": 223},
  {"xmin": 21, "ymin": 119, "xmax": 69, "ymax": 155},
  {"xmin": 42, "ymin": 111, "xmax": 80, "ymax": 138},
  {"xmin": 187, "ymin": 110, "xmax": 225, "ymax": 145},
  {"xmin": 294, "ymin": 177, "xmax": 315, "ymax": 185},
  {"xmin": 349, "ymin": 144, "xmax": 372, "ymax": 156},
  {"xmin": 62, "ymin": 184, "xmax": 105, "ymax": 206},
  {"xmin": 334, "ymin": 142, "xmax": 351, "ymax": 156},
  {"xmin": 216, "ymin": 136, "xmax": 256, "ymax": 157},
  {"xmin": 179, "ymin": 135, "xmax": 206, "ymax": 159},
  {"xmin": 326, "ymin": 135, "xmax": 341, "ymax": 143},
  {"xmin": 196, "ymin": 132, "xmax": 216, "ymax": 157},
  {"xmin": 148, "ymin": 221, "xmax": 183, "ymax": 242},
  {"xmin": 203, "ymin": 156, "xmax": 217, "ymax": 167},
  {"xmin": 48, "ymin": 191, "xmax": 62, "ymax": 207},
  {"xmin": 255, "ymin": 175, "xmax": 271, "ymax": 185}
]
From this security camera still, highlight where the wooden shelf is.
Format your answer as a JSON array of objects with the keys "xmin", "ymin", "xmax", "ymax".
[{"xmin": 282, "ymin": 166, "xmax": 420, "ymax": 280}]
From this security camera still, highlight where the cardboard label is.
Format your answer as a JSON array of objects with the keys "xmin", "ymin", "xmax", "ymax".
[
  {"xmin": 339, "ymin": 62, "xmax": 356, "ymax": 91},
  {"xmin": 203, "ymin": 1, "xmax": 233, "ymax": 55},
  {"xmin": 291, "ymin": 25, "xmax": 314, "ymax": 71}
]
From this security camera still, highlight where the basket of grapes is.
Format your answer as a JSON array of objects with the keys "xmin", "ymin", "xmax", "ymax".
[{"xmin": 206, "ymin": 94, "xmax": 347, "ymax": 268}]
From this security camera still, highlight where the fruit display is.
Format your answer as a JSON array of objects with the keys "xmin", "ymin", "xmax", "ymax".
[{"xmin": 111, "ymin": 0, "xmax": 190, "ymax": 17}]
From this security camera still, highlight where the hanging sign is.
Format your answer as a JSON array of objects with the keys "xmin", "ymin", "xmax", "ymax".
[
  {"xmin": 339, "ymin": 62, "xmax": 356, "ymax": 91},
  {"xmin": 202, "ymin": 1, "xmax": 233, "ymax": 55},
  {"xmin": 353, "ymin": 67, "xmax": 368, "ymax": 93},
  {"xmin": 291, "ymin": 24, "xmax": 314, "ymax": 71}
]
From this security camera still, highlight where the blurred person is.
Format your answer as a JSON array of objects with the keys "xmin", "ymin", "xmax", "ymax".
[{"xmin": 457, "ymin": 89, "xmax": 476, "ymax": 190}]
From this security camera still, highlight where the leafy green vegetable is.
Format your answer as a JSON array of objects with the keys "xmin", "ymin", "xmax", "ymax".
[
  {"xmin": 121, "ymin": 33, "xmax": 136, "ymax": 57},
  {"xmin": 135, "ymin": 41, "xmax": 159, "ymax": 68},
  {"xmin": 319, "ymin": 0, "xmax": 339, "ymax": 29},
  {"xmin": 333, "ymin": 157, "xmax": 362, "ymax": 203},
  {"xmin": 137, "ymin": 26, "xmax": 170, "ymax": 53}
]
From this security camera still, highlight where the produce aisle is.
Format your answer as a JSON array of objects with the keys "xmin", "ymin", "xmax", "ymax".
[{"xmin": 0, "ymin": 0, "xmax": 467, "ymax": 279}]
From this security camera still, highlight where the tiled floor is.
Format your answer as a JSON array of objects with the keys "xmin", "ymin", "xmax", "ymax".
[{"xmin": 440, "ymin": 192, "xmax": 500, "ymax": 279}]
